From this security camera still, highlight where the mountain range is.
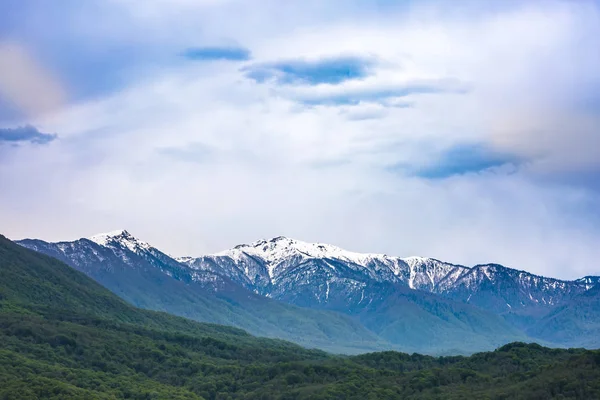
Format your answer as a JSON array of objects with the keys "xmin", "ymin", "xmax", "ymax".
[
  {"xmin": 17, "ymin": 229, "xmax": 600, "ymax": 354},
  {"xmin": 3, "ymin": 233, "xmax": 600, "ymax": 398}
]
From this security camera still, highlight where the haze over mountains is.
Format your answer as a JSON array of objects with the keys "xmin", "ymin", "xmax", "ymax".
[{"xmin": 18, "ymin": 229, "xmax": 600, "ymax": 355}]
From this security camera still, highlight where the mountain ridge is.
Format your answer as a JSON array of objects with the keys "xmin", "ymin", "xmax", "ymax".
[
  {"xmin": 4, "ymin": 233, "xmax": 600, "ymax": 398},
  {"xmin": 35, "ymin": 230, "xmax": 596, "ymax": 286},
  {"xmin": 182, "ymin": 234, "xmax": 596, "ymax": 311},
  {"xmin": 16, "ymin": 229, "xmax": 600, "ymax": 353},
  {"xmin": 18, "ymin": 233, "xmax": 390, "ymax": 354}
]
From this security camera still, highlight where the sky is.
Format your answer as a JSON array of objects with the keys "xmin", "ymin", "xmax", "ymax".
[{"xmin": 1, "ymin": 0, "xmax": 600, "ymax": 279}]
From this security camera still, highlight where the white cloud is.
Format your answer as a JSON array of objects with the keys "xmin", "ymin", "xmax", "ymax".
[{"xmin": 2, "ymin": 0, "xmax": 600, "ymax": 279}]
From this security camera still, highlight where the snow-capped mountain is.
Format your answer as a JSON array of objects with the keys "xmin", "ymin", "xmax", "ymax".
[
  {"xmin": 16, "ymin": 230, "xmax": 600, "ymax": 353},
  {"xmin": 576, "ymin": 276, "xmax": 600, "ymax": 289},
  {"xmin": 185, "ymin": 236, "xmax": 466, "ymax": 293},
  {"xmin": 439, "ymin": 263, "xmax": 588, "ymax": 314},
  {"xmin": 17, "ymin": 230, "xmax": 395, "ymax": 354},
  {"xmin": 180, "ymin": 236, "xmax": 594, "ymax": 314},
  {"xmin": 88, "ymin": 229, "xmax": 152, "ymax": 252},
  {"xmin": 19, "ymin": 229, "xmax": 221, "ymax": 287}
]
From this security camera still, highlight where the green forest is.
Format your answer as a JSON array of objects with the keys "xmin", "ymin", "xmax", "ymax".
[{"xmin": 1, "ymin": 234, "xmax": 599, "ymax": 399}]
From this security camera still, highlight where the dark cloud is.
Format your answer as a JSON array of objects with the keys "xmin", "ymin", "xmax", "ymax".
[{"xmin": 0, "ymin": 125, "xmax": 57, "ymax": 145}]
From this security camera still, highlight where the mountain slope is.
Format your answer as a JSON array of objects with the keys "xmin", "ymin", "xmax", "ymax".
[
  {"xmin": 185, "ymin": 236, "xmax": 593, "ymax": 314},
  {"xmin": 347, "ymin": 282, "xmax": 527, "ymax": 355},
  {"xmin": 21, "ymin": 232, "xmax": 526, "ymax": 354},
  {"xmin": 18, "ymin": 231, "xmax": 387, "ymax": 354},
  {"xmin": 2, "ymin": 234, "xmax": 600, "ymax": 399},
  {"xmin": 18, "ymin": 231, "xmax": 600, "ymax": 352},
  {"xmin": 192, "ymin": 237, "xmax": 468, "ymax": 292},
  {"xmin": 527, "ymin": 284, "xmax": 600, "ymax": 348},
  {"xmin": 438, "ymin": 263, "xmax": 587, "ymax": 314},
  {"xmin": 182, "ymin": 236, "xmax": 600, "ymax": 349}
]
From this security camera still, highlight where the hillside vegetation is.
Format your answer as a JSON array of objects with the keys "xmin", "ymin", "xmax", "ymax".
[{"xmin": 1, "ymin": 235, "xmax": 600, "ymax": 399}]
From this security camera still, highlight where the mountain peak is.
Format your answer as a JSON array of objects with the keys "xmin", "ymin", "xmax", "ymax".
[
  {"xmin": 88, "ymin": 229, "xmax": 151, "ymax": 253},
  {"xmin": 222, "ymin": 236, "xmax": 390, "ymax": 271},
  {"xmin": 402, "ymin": 256, "xmax": 431, "ymax": 264},
  {"xmin": 89, "ymin": 229, "xmax": 131, "ymax": 242},
  {"xmin": 233, "ymin": 236, "xmax": 300, "ymax": 250}
]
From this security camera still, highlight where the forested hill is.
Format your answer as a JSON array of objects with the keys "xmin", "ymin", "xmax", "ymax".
[{"xmin": 1, "ymin": 234, "xmax": 600, "ymax": 399}]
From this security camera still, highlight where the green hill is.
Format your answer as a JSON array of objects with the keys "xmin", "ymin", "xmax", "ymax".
[{"xmin": 1, "ymin": 234, "xmax": 600, "ymax": 399}]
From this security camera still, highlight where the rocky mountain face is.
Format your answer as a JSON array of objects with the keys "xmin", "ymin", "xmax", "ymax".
[
  {"xmin": 17, "ymin": 231, "xmax": 600, "ymax": 353},
  {"xmin": 20, "ymin": 231, "xmax": 220, "ymax": 288},
  {"xmin": 183, "ymin": 236, "xmax": 592, "ymax": 315}
]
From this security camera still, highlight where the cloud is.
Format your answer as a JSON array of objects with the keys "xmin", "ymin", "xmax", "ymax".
[
  {"xmin": 0, "ymin": 125, "xmax": 57, "ymax": 145},
  {"xmin": 299, "ymin": 89, "xmax": 414, "ymax": 106},
  {"xmin": 182, "ymin": 46, "xmax": 251, "ymax": 61},
  {"xmin": 158, "ymin": 143, "xmax": 215, "ymax": 163},
  {"xmin": 339, "ymin": 104, "xmax": 391, "ymax": 121},
  {"xmin": 243, "ymin": 56, "xmax": 374, "ymax": 85},
  {"xmin": 404, "ymin": 143, "xmax": 521, "ymax": 179},
  {"xmin": 296, "ymin": 80, "xmax": 466, "ymax": 106},
  {"xmin": 1, "ymin": 0, "xmax": 600, "ymax": 281}
]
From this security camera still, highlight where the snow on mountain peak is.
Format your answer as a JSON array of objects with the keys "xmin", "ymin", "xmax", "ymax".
[
  {"xmin": 203, "ymin": 237, "xmax": 480, "ymax": 292},
  {"xmin": 89, "ymin": 229, "xmax": 130, "ymax": 243},
  {"xmin": 215, "ymin": 236, "xmax": 396, "ymax": 280},
  {"xmin": 402, "ymin": 256, "xmax": 432, "ymax": 266},
  {"xmin": 225, "ymin": 236, "xmax": 387, "ymax": 265},
  {"xmin": 88, "ymin": 229, "xmax": 152, "ymax": 254}
]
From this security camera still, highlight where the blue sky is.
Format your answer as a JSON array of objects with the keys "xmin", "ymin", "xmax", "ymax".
[
  {"xmin": 183, "ymin": 46, "xmax": 251, "ymax": 61},
  {"xmin": 1, "ymin": 0, "xmax": 600, "ymax": 279}
]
